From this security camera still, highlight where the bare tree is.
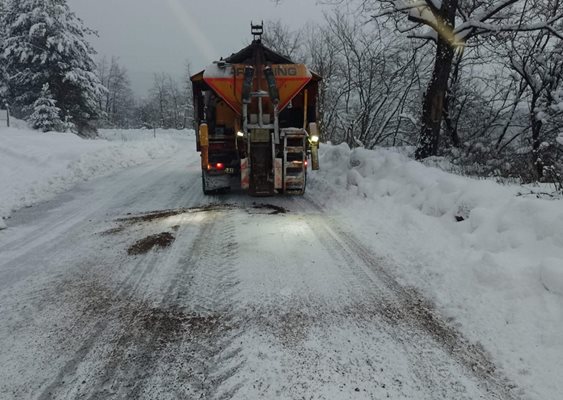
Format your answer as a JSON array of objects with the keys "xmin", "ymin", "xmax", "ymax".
[
  {"xmin": 261, "ymin": 20, "xmax": 306, "ymax": 61},
  {"xmin": 315, "ymin": 11, "xmax": 429, "ymax": 148},
  {"xmin": 369, "ymin": 0, "xmax": 563, "ymax": 159},
  {"xmin": 498, "ymin": 0, "xmax": 563, "ymax": 180},
  {"xmin": 146, "ymin": 73, "xmax": 188, "ymax": 129},
  {"xmin": 97, "ymin": 57, "xmax": 135, "ymax": 128},
  {"xmin": 183, "ymin": 62, "xmax": 195, "ymax": 130},
  {"xmin": 303, "ymin": 23, "xmax": 342, "ymax": 142}
]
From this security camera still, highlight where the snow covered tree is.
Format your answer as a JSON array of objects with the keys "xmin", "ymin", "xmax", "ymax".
[
  {"xmin": 2, "ymin": 0, "xmax": 106, "ymax": 136},
  {"xmin": 368, "ymin": 0, "xmax": 563, "ymax": 159},
  {"xmin": 498, "ymin": 0, "xmax": 563, "ymax": 180},
  {"xmin": 28, "ymin": 83, "xmax": 62, "ymax": 132}
]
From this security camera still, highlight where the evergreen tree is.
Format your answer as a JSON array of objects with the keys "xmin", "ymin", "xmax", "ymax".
[
  {"xmin": 28, "ymin": 83, "xmax": 62, "ymax": 132},
  {"xmin": 2, "ymin": 0, "xmax": 106, "ymax": 136}
]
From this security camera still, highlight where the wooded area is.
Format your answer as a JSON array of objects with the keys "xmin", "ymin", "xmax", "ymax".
[
  {"xmin": 266, "ymin": 0, "xmax": 563, "ymax": 185},
  {"xmin": 1, "ymin": 0, "xmax": 562, "ymax": 186}
]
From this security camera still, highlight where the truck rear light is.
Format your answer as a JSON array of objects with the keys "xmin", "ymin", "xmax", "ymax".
[
  {"xmin": 208, "ymin": 163, "xmax": 225, "ymax": 171},
  {"xmin": 304, "ymin": 160, "xmax": 308, "ymax": 167}
]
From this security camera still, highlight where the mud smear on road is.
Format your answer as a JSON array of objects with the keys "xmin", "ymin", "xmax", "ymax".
[
  {"xmin": 276, "ymin": 310, "xmax": 311, "ymax": 345},
  {"xmin": 250, "ymin": 203, "xmax": 288, "ymax": 215},
  {"xmin": 133, "ymin": 305, "xmax": 225, "ymax": 355},
  {"xmin": 102, "ymin": 203, "xmax": 288, "ymax": 235},
  {"xmin": 99, "ymin": 225, "xmax": 126, "ymax": 236},
  {"xmin": 50, "ymin": 277, "xmax": 231, "ymax": 399},
  {"xmin": 127, "ymin": 232, "xmax": 175, "ymax": 255},
  {"xmin": 139, "ymin": 307, "xmax": 224, "ymax": 343},
  {"xmin": 249, "ymin": 306, "xmax": 312, "ymax": 346},
  {"xmin": 117, "ymin": 204, "xmax": 237, "ymax": 225}
]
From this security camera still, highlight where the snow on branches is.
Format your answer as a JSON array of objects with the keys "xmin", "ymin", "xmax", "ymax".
[
  {"xmin": 1, "ymin": 0, "xmax": 106, "ymax": 135},
  {"xmin": 376, "ymin": 0, "xmax": 563, "ymax": 46},
  {"xmin": 28, "ymin": 83, "xmax": 62, "ymax": 132},
  {"xmin": 370, "ymin": 0, "xmax": 563, "ymax": 163}
]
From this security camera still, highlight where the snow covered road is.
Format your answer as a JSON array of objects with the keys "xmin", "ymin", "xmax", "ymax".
[{"xmin": 0, "ymin": 149, "xmax": 528, "ymax": 400}]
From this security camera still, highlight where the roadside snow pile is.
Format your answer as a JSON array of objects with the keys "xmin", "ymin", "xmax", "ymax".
[
  {"xmin": 309, "ymin": 142, "xmax": 563, "ymax": 399},
  {"xmin": 310, "ymin": 143, "xmax": 562, "ymax": 255},
  {"xmin": 0, "ymin": 126, "xmax": 191, "ymax": 229},
  {"xmin": 540, "ymin": 258, "xmax": 563, "ymax": 296}
]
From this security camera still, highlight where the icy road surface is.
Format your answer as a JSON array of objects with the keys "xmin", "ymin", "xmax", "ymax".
[{"xmin": 0, "ymin": 153, "xmax": 522, "ymax": 400}]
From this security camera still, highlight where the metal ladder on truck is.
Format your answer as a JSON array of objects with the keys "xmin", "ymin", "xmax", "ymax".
[
  {"xmin": 241, "ymin": 65, "xmax": 308, "ymax": 195},
  {"xmin": 282, "ymin": 128, "xmax": 307, "ymax": 194}
]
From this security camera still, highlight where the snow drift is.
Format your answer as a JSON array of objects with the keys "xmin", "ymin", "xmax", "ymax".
[{"xmin": 312, "ymin": 143, "xmax": 562, "ymax": 252}]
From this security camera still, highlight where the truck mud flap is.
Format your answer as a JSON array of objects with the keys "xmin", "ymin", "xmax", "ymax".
[
  {"xmin": 241, "ymin": 158, "xmax": 250, "ymax": 190},
  {"xmin": 202, "ymin": 173, "xmax": 230, "ymax": 194}
]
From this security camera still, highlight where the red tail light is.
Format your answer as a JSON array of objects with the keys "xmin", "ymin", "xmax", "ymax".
[
  {"xmin": 207, "ymin": 163, "xmax": 226, "ymax": 171},
  {"xmin": 304, "ymin": 160, "xmax": 308, "ymax": 167}
]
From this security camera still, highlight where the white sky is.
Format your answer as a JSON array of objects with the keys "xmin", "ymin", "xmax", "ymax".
[{"xmin": 67, "ymin": 0, "xmax": 331, "ymax": 96}]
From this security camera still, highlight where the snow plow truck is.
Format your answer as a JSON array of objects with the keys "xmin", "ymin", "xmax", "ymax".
[{"xmin": 190, "ymin": 23, "xmax": 321, "ymax": 196}]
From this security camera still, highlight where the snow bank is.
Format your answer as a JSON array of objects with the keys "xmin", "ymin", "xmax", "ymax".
[
  {"xmin": 540, "ymin": 258, "xmax": 563, "ymax": 296},
  {"xmin": 309, "ymin": 143, "xmax": 563, "ymax": 399},
  {"xmin": 0, "ymin": 126, "xmax": 193, "ymax": 229},
  {"xmin": 311, "ymin": 143, "xmax": 562, "ymax": 253}
]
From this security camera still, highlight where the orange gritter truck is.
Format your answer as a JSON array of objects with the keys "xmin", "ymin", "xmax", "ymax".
[{"xmin": 190, "ymin": 23, "xmax": 321, "ymax": 196}]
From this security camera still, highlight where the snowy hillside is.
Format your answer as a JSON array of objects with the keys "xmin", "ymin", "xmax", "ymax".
[
  {"xmin": 309, "ymin": 143, "xmax": 563, "ymax": 399},
  {"xmin": 0, "ymin": 125, "xmax": 193, "ymax": 229}
]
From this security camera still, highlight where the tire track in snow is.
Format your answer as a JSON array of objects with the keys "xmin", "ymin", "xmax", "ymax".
[
  {"xmin": 74, "ymin": 203, "xmax": 213, "ymax": 398},
  {"xmin": 0, "ymin": 157, "xmax": 201, "ymax": 293},
  {"xmin": 78, "ymin": 208, "xmax": 243, "ymax": 399},
  {"xmin": 0, "ymin": 158, "xmax": 171, "ymax": 258},
  {"xmin": 300, "ymin": 199, "xmax": 522, "ymax": 400},
  {"xmin": 36, "ymin": 232, "xmax": 186, "ymax": 400},
  {"xmin": 32, "ymin": 161, "xmax": 204, "ymax": 400},
  {"xmin": 128, "ymin": 209, "xmax": 244, "ymax": 400}
]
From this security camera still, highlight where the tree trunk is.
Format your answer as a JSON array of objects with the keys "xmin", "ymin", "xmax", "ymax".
[
  {"xmin": 531, "ymin": 115, "xmax": 544, "ymax": 180},
  {"xmin": 444, "ymin": 49, "xmax": 464, "ymax": 148},
  {"xmin": 415, "ymin": 38, "xmax": 455, "ymax": 159},
  {"xmin": 443, "ymin": 90, "xmax": 461, "ymax": 148},
  {"xmin": 414, "ymin": 0, "xmax": 458, "ymax": 160}
]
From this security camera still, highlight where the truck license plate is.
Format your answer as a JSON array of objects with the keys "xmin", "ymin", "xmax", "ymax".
[{"xmin": 225, "ymin": 168, "xmax": 234, "ymax": 174}]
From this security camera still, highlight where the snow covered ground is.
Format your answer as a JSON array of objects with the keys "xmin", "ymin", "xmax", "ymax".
[
  {"xmin": 0, "ymin": 123, "xmax": 193, "ymax": 229},
  {"xmin": 308, "ymin": 143, "xmax": 563, "ymax": 399},
  {"xmin": 1, "ymin": 124, "xmax": 562, "ymax": 399}
]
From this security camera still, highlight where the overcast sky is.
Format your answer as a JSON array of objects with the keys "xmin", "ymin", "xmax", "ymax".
[{"xmin": 66, "ymin": 0, "xmax": 332, "ymax": 97}]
